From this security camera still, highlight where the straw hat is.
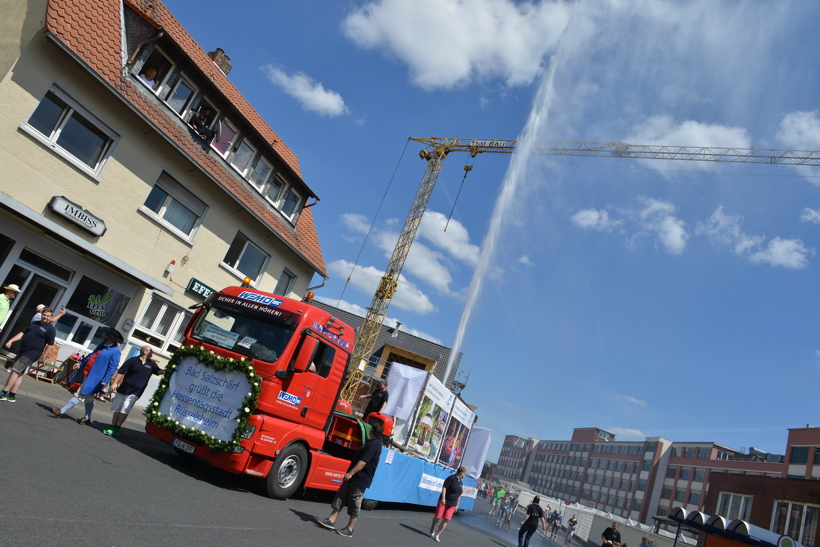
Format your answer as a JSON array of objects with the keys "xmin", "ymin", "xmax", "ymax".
[{"xmin": 3, "ymin": 284, "xmax": 21, "ymax": 293}]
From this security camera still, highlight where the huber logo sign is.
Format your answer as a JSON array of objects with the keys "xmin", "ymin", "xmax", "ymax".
[{"xmin": 49, "ymin": 196, "xmax": 106, "ymax": 237}]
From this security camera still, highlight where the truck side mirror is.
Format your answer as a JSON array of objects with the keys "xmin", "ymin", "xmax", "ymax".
[{"xmin": 274, "ymin": 330, "xmax": 317, "ymax": 379}]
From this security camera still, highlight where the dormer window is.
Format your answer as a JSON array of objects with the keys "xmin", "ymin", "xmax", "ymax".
[
  {"xmin": 211, "ymin": 117, "xmax": 238, "ymax": 158},
  {"xmin": 230, "ymin": 138, "xmax": 256, "ymax": 176},
  {"xmin": 137, "ymin": 46, "xmax": 175, "ymax": 94},
  {"xmin": 166, "ymin": 75, "xmax": 198, "ymax": 116},
  {"xmin": 248, "ymin": 156, "xmax": 273, "ymax": 191}
]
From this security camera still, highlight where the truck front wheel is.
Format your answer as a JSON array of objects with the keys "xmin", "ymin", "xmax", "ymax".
[{"xmin": 264, "ymin": 444, "xmax": 308, "ymax": 499}]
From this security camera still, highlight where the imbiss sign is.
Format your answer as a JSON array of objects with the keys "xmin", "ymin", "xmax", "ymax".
[{"xmin": 48, "ymin": 196, "xmax": 107, "ymax": 237}]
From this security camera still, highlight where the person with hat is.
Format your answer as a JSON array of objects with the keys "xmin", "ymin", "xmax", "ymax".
[
  {"xmin": 31, "ymin": 304, "xmax": 66, "ymax": 324},
  {"xmin": 0, "ymin": 284, "xmax": 21, "ymax": 326},
  {"xmin": 51, "ymin": 327, "xmax": 123, "ymax": 424},
  {"xmin": 1, "ymin": 308, "xmax": 56, "ymax": 402}
]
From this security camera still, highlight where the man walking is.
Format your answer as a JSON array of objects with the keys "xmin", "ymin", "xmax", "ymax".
[
  {"xmin": 317, "ymin": 422, "xmax": 384, "ymax": 538},
  {"xmin": 359, "ymin": 379, "xmax": 388, "ymax": 418},
  {"xmin": 103, "ymin": 345, "xmax": 163, "ymax": 436},
  {"xmin": 430, "ymin": 466, "xmax": 467, "ymax": 542},
  {"xmin": 0, "ymin": 284, "xmax": 21, "ymax": 326},
  {"xmin": 52, "ymin": 328, "xmax": 123, "ymax": 424},
  {"xmin": 0, "ymin": 308, "xmax": 56, "ymax": 402},
  {"xmin": 565, "ymin": 514, "xmax": 578, "ymax": 544},
  {"xmin": 602, "ymin": 522, "xmax": 622, "ymax": 547}
]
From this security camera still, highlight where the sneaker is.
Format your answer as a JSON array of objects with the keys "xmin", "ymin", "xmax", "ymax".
[
  {"xmin": 1, "ymin": 395, "xmax": 16, "ymax": 403},
  {"xmin": 336, "ymin": 527, "xmax": 353, "ymax": 538},
  {"xmin": 317, "ymin": 518, "xmax": 336, "ymax": 530},
  {"xmin": 434, "ymin": 535, "xmax": 441, "ymax": 542},
  {"xmin": 103, "ymin": 428, "xmax": 118, "ymax": 436}
]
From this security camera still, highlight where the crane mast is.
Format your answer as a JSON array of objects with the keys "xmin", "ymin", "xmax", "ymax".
[{"xmin": 340, "ymin": 136, "xmax": 820, "ymax": 403}]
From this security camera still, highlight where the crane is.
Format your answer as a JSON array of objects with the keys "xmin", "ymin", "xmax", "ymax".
[{"xmin": 339, "ymin": 137, "xmax": 820, "ymax": 403}]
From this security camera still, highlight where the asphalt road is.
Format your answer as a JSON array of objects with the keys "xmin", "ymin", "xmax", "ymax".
[{"xmin": 0, "ymin": 378, "xmax": 560, "ymax": 547}]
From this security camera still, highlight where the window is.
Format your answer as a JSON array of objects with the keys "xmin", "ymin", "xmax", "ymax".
[
  {"xmin": 165, "ymin": 75, "xmax": 198, "ymax": 115},
  {"xmin": 629, "ymin": 445, "xmax": 637, "ymax": 455},
  {"xmin": 694, "ymin": 469, "xmax": 706, "ymax": 481},
  {"xmin": 632, "ymin": 499, "xmax": 642, "ymax": 511},
  {"xmin": 773, "ymin": 501, "xmax": 819, "ymax": 546},
  {"xmin": 671, "ymin": 447, "xmax": 678, "ymax": 457},
  {"xmin": 212, "ymin": 117, "xmax": 239, "ymax": 157},
  {"xmin": 698, "ymin": 447, "xmax": 711, "ymax": 459},
  {"xmin": 595, "ymin": 475, "xmax": 603, "ymax": 485},
  {"xmin": 680, "ymin": 468, "xmax": 691, "ymax": 480},
  {"xmin": 685, "ymin": 447, "xmax": 696, "ymax": 458},
  {"xmin": 667, "ymin": 467, "xmax": 678, "ymax": 478},
  {"xmin": 65, "ymin": 275, "xmax": 130, "ymax": 327},
  {"xmin": 689, "ymin": 492, "xmax": 701, "ymax": 504},
  {"xmin": 132, "ymin": 294, "xmax": 191, "ymax": 354},
  {"xmin": 815, "ymin": 449, "xmax": 820, "ymax": 465},
  {"xmin": 249, "ymin": 156, "xmax": 274, "ymax": 190},
  {"xmin": 141, "ymin": 172, "xmax": 207, "ymax": 239},
  {"xmin": 657, "ymin": 507, "xmax": 669, "ymax": 517},
  {"xmin": 642, "ymin": 460, "xmax": 651, "ymax": 471},
  {"xmin": 637, "ymin": 479, "xmax": 647, "ymax": 491},
  {"xmin": 717, "ymin": 492, "xmax": 752, "ymax": 521},
  {"xmin": 621, "ymin": 479, "xmax": 628, "ymax": 490},
  {"xmin": 791, "ymin": 447, "xmax": 809, "ymax": 463},
  {"xmin": 230, "ymin": 138, "xmax": 257, "ymax": 176},
  {"xmin": 307, "ymin": 340, "xmax": 335, "ymax": 378},
  {"xmin": 136, "ymin": 46, "xmax": 175, "ymax": 93},
  {"xmin": 662, "ymin": 487, "xmax": 672, "ymax": 499},
  {"xmin": 625, "ymin": 462, "xmax": 633, "ymax": 473},
  {"xmin": 675, "ymin": 490, "xmax": 686, "ymax": 501},
  {"xmin": 23, "ymin": 86, "xmax": 118, "ymax": 175},
  {"xmin": 620, "ymin": 445, "xmax": 628, "ymax": 454},
  {"xmin": 222, "ymin": 232, "xmax": 269, "ymax": 283},
  {"xmin": 646, "ymin": 442, "xmax": 657, "ymax": 452},
  {"xmin": 608, "ymin": 460, "xmax": 616, "ymax": 470},
  {"xmin": 617, "ymin": 461, "xmax": 624, "ymax": 471}
]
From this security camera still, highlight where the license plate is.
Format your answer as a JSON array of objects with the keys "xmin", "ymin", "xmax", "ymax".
[{"xmin": 172, "ymin": 438, "xmax": 195, "ymax": 454}]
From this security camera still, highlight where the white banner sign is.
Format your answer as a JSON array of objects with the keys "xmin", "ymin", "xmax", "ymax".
[
  {"xmin": 158, "ymin": 356, "xmax": 251, "ymax": 442},
  {"xmin": 418, "ymin": 473, "xmax": 444, "ymax": 492}
]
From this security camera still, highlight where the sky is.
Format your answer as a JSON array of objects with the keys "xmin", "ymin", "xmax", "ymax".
[{"xmin": 166, "ymin": 0, "xmax": 820, "ymax": 461}]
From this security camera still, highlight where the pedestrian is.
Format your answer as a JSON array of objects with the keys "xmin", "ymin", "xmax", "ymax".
[
  {"xmin": 0, "ymin": 284, "xmax": 21, "ymax": 326},
  {"xmin": 359, "ymin": 379, "xmax": 388, "ymax": 418},
  {"xmin": 601, "ymin": 522, "xmax": 622, "ymax": 547},
  {"xmin": 518, "ymin": 495, "xmax": 547, "ymax": 547},
  {"xmin": 647, "ymin": 539, "xmax": 654, "ymax": 547},
  {"xmin": 490, "ymin": 485, "xmax": 505, "ymax": 516},
  {"xmin": 430, "ymin": 466, "xmax": 467, "ymax": 542},
  {"xmin": 503, "ymin": 494, "xmax": 518, "ymax": 530},
  {"xmin": 103, "ymin": 345, "xmax": 163, "ymax": 436},
  {"xmin": 550, "ymin": 511, "xmax": 562, "ymax": 539},
  {"xmin": 51, "ymin": 328, "xmax": 123, "ymax": 424},
  {"xmin": 565, "ymin": 514, "xmax": 578, "ymax": 544},
  {"xmin": 0, "ymin": 308, "xmax": 56, "ymax": 402},
  {"xmin": 317, "ymin": 421, "xmax": 384, "ymax": 538},
  {"xmin": 640, "ymin": 537, "xmax": 648, "ymax": 547}
]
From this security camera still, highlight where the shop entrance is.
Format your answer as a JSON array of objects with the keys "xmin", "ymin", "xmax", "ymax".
[{"xmin": 1, "ymin": 273, "xmax": 65, "ymax": 352}]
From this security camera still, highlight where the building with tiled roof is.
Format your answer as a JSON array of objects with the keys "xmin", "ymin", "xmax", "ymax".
[{"xmin": 0, "ymin": 0, "xmax": 328, "ymax": 364}]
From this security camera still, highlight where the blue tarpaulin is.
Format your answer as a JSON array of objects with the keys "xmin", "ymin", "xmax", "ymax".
[{"xmin": 365, "ymin": 449, "xmax": 477, "ymax": 510}]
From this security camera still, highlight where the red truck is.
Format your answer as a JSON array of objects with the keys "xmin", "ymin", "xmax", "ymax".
[{"xmin": 145, "ymin": 283, "xmax": 392, "ymax": 500}]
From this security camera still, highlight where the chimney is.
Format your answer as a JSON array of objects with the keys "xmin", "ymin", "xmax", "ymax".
[
  {"xmin": 391, "ymin": 321, "xmax": 402, "ymax": 338},
  {"xmin": 207, "ymin": 48, "xmax": 232, "ymax": 76}
]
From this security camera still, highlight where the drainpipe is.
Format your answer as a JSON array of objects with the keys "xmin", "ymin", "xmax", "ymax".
[{"xmin": 306, "ymin": 275, "xmax": 327, "ymax": 294}]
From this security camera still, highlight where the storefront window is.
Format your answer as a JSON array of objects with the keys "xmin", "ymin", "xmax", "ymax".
[{"xmin": 65, "ymin": 276, "xmax": 130, "ymax": 327}]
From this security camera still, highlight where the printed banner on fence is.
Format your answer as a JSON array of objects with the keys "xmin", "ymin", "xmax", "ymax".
[
  {"xmin": 406, "ymin": 374, "xmax": 455, "ymax": 461},
  {"xmin": 158, "ymin": 356, "xmax": 252, "ymax": 441},
  {"xmin": 437, "ymin": 397, "xmax": 475, "ymax": 469}
]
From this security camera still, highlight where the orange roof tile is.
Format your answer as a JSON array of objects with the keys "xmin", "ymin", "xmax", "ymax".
[{"xmin": 45, "ymin": 0, "xmax": 326, "ymax": 276}]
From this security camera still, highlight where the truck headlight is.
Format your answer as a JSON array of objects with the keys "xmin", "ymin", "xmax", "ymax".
[{"xmin": 241, "ymin": 425, "xmax": 256, "ymax": 440}]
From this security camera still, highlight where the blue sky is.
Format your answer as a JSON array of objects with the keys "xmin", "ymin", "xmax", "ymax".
[{"xmin": 167, "ymin": 0, "xmax": 820, "ymax": 460}]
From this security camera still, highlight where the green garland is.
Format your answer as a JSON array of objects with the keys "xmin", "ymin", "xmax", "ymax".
[{"xmin": 144, "ymin": 345, "xmax": 261, "ymax": 453}]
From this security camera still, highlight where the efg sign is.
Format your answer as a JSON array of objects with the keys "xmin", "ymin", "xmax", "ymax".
[{"xmin": 49, "ymin": 196, "xmax": 106, "ymax": 236}]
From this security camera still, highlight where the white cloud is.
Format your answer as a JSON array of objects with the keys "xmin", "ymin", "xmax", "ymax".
[
  {"xmin": 638, "ymin": 198, "xmax": 688, "ymax": 255},
  {"xmin": 418, "ymin": 212, "xmax": 480, "ymax": 266},
  {"xmin": 327, "ymin": 259, "xmax": 436, "ymax": 314},
  {"xmin": 616, "ymin": 395, "xmax": 646, "ymax": 406},
  {"xmin": 628, "ymin": 115, "xmax": 751, "ymax": 148},
  {"xmin": 341, "ymin": 0, "xmax": 571, "ymax": 90},
  {"xmin": 518, "ymin": 255, "xmax": 534, "ymax": 266},
  {"xmin": 571, "ymin": 208, "xmax": 621, "ymax": 231},
  {"xmin": 777, "ymin": 111, "xmax": 820, "ymax": 150},
  {"xmin": 607, "ymin": 427, "xmax": 647, "ymax": 440},
  {"xmin": 341, "ymin": 213, "xmax": 371, "ymax": 234},
  {"xmin": 800, "ymin": 208, "xmax": 820, "ymax": 224},
  {"xmin": 697, "ymin": 207, "xmax": 814, "ymax": 268},
  {"xmin": 313, "ymin": 296, "xmax": 442, "ymax": 344},
  {"xmin": 261, "ymin": 65, "xmax": 348, "ymax": 116},
  {"xmin": 748, "ymin": 237, "xmax": 814, "ymax": 269}
]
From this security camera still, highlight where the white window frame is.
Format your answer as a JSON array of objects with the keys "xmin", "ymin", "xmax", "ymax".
[
  {"xmin": 136, "ymin": 45, "xmax": 177, "ymax": 96},
  {"xmin": 717, "ymin": 492, "xmax": 753, "ymax": 521},
  {"xmin": 21, "ymin": 85, "xmax": 119, "ymax": 178},
  {"xmin": 248, "ymin": 156, "xmax": 274, "ymax": 191},
  {"xmin": 211, "ymin": 117, "xmax": 239, "ymax": 159},
  {"xmin": 138, "ymin": 172, "xmax": 208, "ymax": 243},
  {"xmin": 220, "ymin": 232, "xmax": 270, "ymax": 285},
  {"xmin": 278, "ymin": 184, "xmax": 304, "ymax": 223},
  {"xmin": 131, "ymin": 293, "xmax": 191, "ymax": 356},
  {"xmin": 771, "ymin": 500, "xmax": 820, "ymax": 545},
  {"xmin": 230, "ymin": 137, "xmax": 257, "ymax": 177},
  {"xmin": 164, "ymin": 73, "xmax": 199, "ymax": 117}
]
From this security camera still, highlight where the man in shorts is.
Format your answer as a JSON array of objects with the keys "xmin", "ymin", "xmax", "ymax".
[
  {"xmin": 0, "ymin": 308, "xmax": 56, "ymax": 402},
  {"xmin": 431, "ymin": 466, "xmax": 467, "ymax": 541},
  {"xmin": 317, "ymin": 422, "xmax": 383, "ymax": 538},
  {"xmin": 103, "ymin": 345, "xmax": 162, "ymax": 436}
]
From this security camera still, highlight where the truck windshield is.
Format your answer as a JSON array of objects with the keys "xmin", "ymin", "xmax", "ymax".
[{"xmin": 190, "ymin": 301, "xmax": 297, "ymax": 363}]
